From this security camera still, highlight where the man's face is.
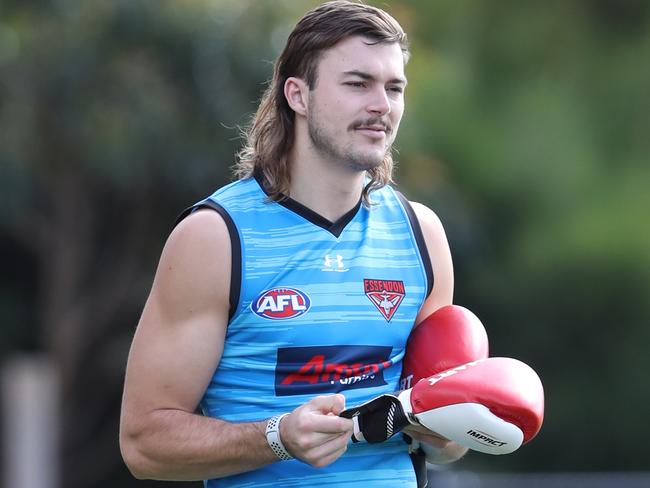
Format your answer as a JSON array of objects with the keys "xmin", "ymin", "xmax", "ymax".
[{"xmin": 306, "ymin": 36, "xmax": 406, "ymax": 172}]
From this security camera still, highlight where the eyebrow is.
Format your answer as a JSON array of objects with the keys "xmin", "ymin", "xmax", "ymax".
[{"xmin": 342, "ymin": 70, "xmax": 407, "ymax": 86}]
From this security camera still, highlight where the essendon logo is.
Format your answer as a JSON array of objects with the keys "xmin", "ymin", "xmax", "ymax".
[
  {"xmin": 275, "ymin": 345, "xmax": 393, "ymax": 396},
  {"xmin": 251, "ymin": 287, "xmax": 311, "ymax": 320},
  {"xmin": 364, "ymin": 279, "xmax": 405, "ymax": 322}
]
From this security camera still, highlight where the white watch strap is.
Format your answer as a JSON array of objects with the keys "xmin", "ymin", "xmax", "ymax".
[{"xmin": 266, "ymin": 413, "xmax": 293, "ymax": 461}]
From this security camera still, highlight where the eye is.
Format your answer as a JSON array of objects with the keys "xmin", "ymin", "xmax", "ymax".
[
  {"xmin": 345, "ymin": 81, "xmax": 366, "ymax": 88},
  {"xmin": 387, "ymin": 86, "xmax": 404, "ymax": 94}
]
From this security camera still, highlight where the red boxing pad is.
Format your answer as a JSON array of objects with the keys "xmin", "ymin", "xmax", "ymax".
[
  {"xmin": 409, "ymin": 357, "xmax": 545, "ymax": 453},
  {"xmin": 401, "ymin": 305, "xmax": 489, "ymax": 390}
]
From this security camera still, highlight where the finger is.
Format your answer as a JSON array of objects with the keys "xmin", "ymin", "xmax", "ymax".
[
  {"xmin": 309, "ymin": 394, "xmax": 346, "ymax": 414},
  {"xmin": 403, "ymin": 424, "xmax": 449, "ymax": 443},
  {"xmin": 303, "ymin": 431, "xmax": 351, "ymax": 467},
  {"xmin": 408, "ymin": 430, "xmax": 450, "ymax": 448},
  {"xmin": 404, "ymin": 424, "xmax": 447, "ymax": 439},
  {"xmin": 330, "ymin": 393, "xmax": 346, "ymax": 415},
  {"xmin": 314, "ymin": 444, "xmax": 348, "ymax": 468},
  {"xmin": 309, "ymin": 410, "xmax": 353, "ymax": 435}
]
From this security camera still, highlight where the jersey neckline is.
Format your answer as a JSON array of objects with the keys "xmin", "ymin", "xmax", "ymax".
[{"xmin": 254, "ymin": 173, "xmax": 362, "ymax": 238}]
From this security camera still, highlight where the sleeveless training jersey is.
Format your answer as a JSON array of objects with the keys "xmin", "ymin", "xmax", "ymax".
[{"xmin": 181, "ymin": 176, "xmax": 433, "ymax": 487}]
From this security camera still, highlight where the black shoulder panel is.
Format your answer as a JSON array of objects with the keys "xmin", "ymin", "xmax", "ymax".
[
  {"xmin": 394, "ymin": 191, "xmax": 434, "ymax": 298},
  {"xmin": 175, "ymin": 201, "xmax": 242, "ymax": 320}
]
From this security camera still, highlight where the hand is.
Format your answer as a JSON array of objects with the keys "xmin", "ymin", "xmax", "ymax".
[
  {"xmin": 403, "ymin": 426, "xmax": 469, "ymax": 464},
  {"xmin": 402, "ymin": 424, "xmax": 450, "ymax": 449},
  {"xmin": 280, "ymin": 394, "xmax": 354, "ymax": 468}
]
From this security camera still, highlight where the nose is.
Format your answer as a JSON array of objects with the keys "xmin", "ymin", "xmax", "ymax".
[{"xmin": 366, "ymin": 86, "xmax": 391, "ymax": 116}]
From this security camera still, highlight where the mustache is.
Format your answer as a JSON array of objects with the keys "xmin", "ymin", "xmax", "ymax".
[{"xmin": 349, "ymin": 117, "xmax": 392, "ymax": 133}]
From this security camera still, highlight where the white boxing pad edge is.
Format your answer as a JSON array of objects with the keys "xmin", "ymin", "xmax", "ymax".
[
  {"xmin": 413, "ymin": 403, "xmax": 524, "ymax": 455},
  {"xmin": 398, "ymin": 388, "xmax": 414, "ymax": 423},
  {"xmin": 351, "ymin": 415, "xmax": 366, "ymax": 442}
]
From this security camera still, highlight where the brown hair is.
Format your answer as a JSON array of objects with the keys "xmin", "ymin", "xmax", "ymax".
[{"xmin": 234, "ymin": 0, "xmax": 410, "ymax": 203}]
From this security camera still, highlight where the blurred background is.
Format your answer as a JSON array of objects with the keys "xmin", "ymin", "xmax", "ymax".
[{"xmin": 1, "ymin": 0, "xmax": 649, "ymax": 487}]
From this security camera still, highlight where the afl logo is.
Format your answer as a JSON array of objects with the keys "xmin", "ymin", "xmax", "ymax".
[{"xmin": 251, "ymin": 287, "xmax": 311, "ymax": 320}]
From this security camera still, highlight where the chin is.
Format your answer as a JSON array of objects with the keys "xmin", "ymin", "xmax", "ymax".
[
  {"xmin": 338, "ymin": 144, "xmax": 386, "ymax": 172},
  {"xmin": 346, "ymin": 156, "xmax": 384, "ymax": 172}
]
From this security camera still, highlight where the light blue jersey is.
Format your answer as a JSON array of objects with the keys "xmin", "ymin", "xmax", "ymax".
[{"xmin": 179, "ymin": 176, "xmax": 433, "ymax": 487}]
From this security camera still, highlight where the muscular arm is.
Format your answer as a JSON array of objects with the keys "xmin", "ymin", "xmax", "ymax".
[
  {"xmin": 406, "ymin": 201, "xmax": 469, "ymax": 464},
  {"xmin": 119, "ymin": 210, "xmax": 352, "ymax": 481},
  {"xmin": 119, "ymin": 210, "xmax": 271, "ymax": 480}
]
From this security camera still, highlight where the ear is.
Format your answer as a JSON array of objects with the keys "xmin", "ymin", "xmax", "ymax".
[{"xmin": 284, "ymin": 76, "xmax": 309, "ymax": 117}]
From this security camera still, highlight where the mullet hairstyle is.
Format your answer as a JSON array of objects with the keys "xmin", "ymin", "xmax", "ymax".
[{"xmin": 234, "ymin": 0, "xmax": 410, "ymax": 203}]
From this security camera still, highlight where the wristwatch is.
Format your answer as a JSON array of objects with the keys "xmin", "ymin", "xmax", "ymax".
[{"xmin": 265, "ymin": 413, "xmax": 293, "ymax": 461}]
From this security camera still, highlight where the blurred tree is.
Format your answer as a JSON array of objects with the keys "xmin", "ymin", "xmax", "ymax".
[
  {"xmin": 0, "ymin": 1, "xmax": 301, "ymax": 486},
  {"xmin": 395, "ymin": 0, "xmax": 650, "ymax": 474}
]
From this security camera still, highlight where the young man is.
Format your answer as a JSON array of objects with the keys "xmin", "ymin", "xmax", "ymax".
[{"xmin": 120, "ymin": 1, "xmax": 467, "ymax": 486}]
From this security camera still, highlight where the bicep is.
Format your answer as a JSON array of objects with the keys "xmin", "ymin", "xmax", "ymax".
[
  {"xmin": 410, "ymin": 202, "xmax": 454, "ymax": 324},
  {"xmin": 122, "ymin": 210, "xmax": 231, "ymax": 422}
]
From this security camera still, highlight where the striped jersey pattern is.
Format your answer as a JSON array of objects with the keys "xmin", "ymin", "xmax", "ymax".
[{"xmin": 184, "ymin": 177, "xmax": 431, "ymax": 487}]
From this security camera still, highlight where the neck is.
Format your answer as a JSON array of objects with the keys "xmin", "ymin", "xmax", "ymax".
[
  {"xmin": 286, "ymin": 131, "xmax": 366, "ymax": 222},
  {"xmin": 289, "ymin": 156, "xmax": 365, "ymax": 223}
]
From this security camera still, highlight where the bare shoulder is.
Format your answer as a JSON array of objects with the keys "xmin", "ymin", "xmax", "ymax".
[
  {"xmin": 408, "ymin": 201, "xmax": 455, "ymax": 321},
  {"xmin": 165, "ymin": 208, "xmax": 231, "ymax": 262},
  {"xmin": 152, "ymin": 208, "xmax": 232, "ymax": 321},
  {"xmin": 408, "ymin": 201, "xmax": 447, "ymax": 240}
]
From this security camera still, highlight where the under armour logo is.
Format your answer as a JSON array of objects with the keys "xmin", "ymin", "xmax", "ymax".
[{"xmin": 322, "ymin": 254, "xmax": 349, "ymax": 272}]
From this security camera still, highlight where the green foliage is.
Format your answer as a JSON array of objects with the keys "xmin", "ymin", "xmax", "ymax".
[{"xmin": 394, "ymin": 0, "xmax": 650, "ymax": 473}]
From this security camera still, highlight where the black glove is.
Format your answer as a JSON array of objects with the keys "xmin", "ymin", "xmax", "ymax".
[{"xmin": 339, "ymin": 394, "xmax": 410, "ymax": 443}]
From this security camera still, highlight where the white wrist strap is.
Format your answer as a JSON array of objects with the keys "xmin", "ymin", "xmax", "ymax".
[{"xmin": 266, "ymin": 413, "xmax": 293, "ymax": 461}]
